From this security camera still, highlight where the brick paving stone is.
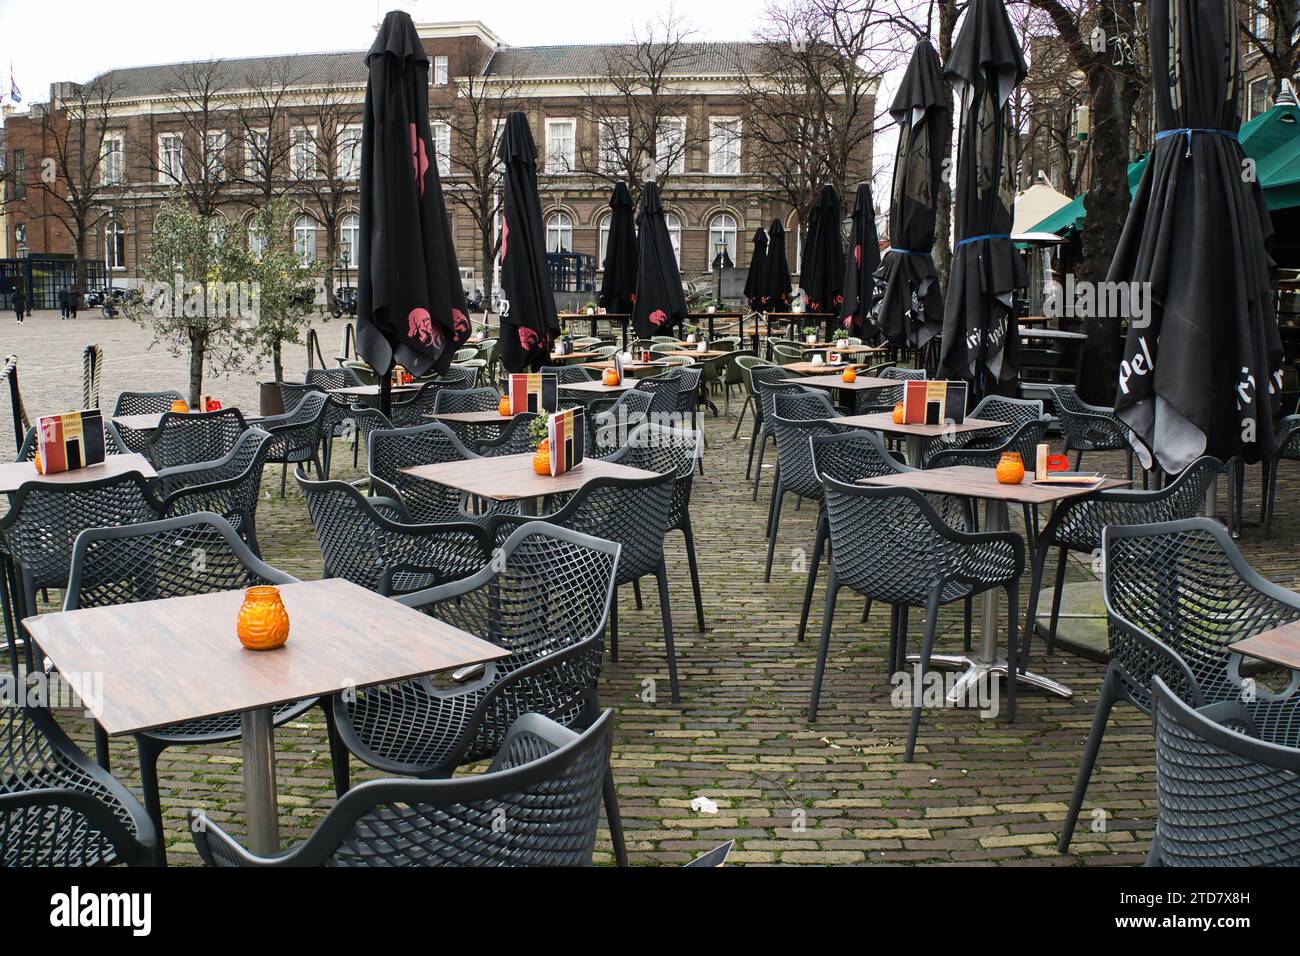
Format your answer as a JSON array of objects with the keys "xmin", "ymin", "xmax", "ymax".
[{"xmin": 8, "ymin": 313, "xmax": 1300, "ymax": 864}]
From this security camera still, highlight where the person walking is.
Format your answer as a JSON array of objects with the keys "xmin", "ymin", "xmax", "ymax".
[
  {"xmin": 69, "ymin": 286, "xmax": 79, "ymax": 320},
  {"xmin": 59, "ymin": 287, "xmax": 69, "ymax": 320},
  {"xmin": 13, "ymin": 288, "xmax": 25, "ymax": 324}
]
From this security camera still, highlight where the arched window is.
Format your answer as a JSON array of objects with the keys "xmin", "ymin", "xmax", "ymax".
[
  {"xmin": 247, "ymin": 220, "xmax": 266, "ymax": 258},
  {"xmin": 665, "ymin": 212, "xmax": 682, "ymax": 266},
  {"xmin": 597, "ymin": 214, "xmax": 612, "ymax": 266},
  {"xmin": 105, "ymin": 219, "xmax": 126, "ymax": 270},
  {"xmin": 546, "ymin": 211, "xmax": 573, "ymax": 254},
  {"xmin": 293, "ymin": 215, "xmax": 317, "ymax": 264},
  {"xmin": 708, "ymin": 212, "xmax": 737, "ymax": 266},
  {"xmin": 340, "ymin": 214, "xmax": 360, "ymax": 268}
]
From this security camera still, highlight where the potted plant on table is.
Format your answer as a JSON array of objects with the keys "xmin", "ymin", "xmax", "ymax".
[
  {"xmin": 529, "ymin": 412, "xmax": 552, "ymax": 475},
  {"xmin": 802, "ymin": 325, "xmax": 820, "ymax": 345}
]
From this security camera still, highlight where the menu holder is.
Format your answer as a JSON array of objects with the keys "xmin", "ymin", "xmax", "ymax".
[
  {"xmin": 1030, "ymin": 472, "xmax": 1105, "ymax": 488},
  {"xmin": 508, "ymin": 373, "xmax": 559, "ymax": 414},
  {"xmin": 35, "ymin": 409, "xmax": 107, "ymax": 475},
  {"xmin": 1035, "ymin": 443, "xmax": 1070, "ymax": 480},
  {"xmin": 197, "ymin": 395, "xmax": 222, "ymax": 413},
  {"xmin": 547, "ymin": 407, "xmax": 586, "ymax": 476},
  {"xmin": 902, "ymin": 380, "xmax": 967, "ymax": 425},
  {"xmin": 613, "ymin": 353, "xmax": 625, "ymax": 384}
]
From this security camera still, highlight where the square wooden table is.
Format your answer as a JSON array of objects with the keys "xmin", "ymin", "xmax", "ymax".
[
  {"xmin": 0, "ymin": 453, "xmax": 157, "ymax": 495},
  {"xmin": 797, "ymin": 373, "xmax": 896, "ymax": 390},
  {"xmin": 549, "ymin": 350, "xmax": 605, "ymax": 364},
  {"xmin": 579, "ymin": 360, "xmax": 669, "ymax": 375},
  {"xmin": 858, "ymin": 465, "xmax": 1130, "ymax": 704},
  {"xmin": 660, "ymin": 350, "xmax": 728, "ymax": 360},
  {"xmin": 560, "ymin": 379, "xmax": 636, "ymax": 395},
  {"xmin": 785, "ymin": 362, "xmax": 867, "ymax": 376},
  {"xmin": 23, "ymin": 577, "xmax": 508, "ymax": 855},
  {"xmin": 835, "ymin": 412, "xmax": 1010, "ymax": 465},
  {"xmin": 1230, "ymin": 621, "xmax": 1300, "ymax": 671},
  {"xmin": 402, "ymin": 453, "xmax": 657, "ymax": 513}
]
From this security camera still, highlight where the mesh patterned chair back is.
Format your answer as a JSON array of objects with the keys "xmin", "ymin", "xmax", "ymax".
[
  {"xmin": 854, "ymin": 366, "xmax": 926, "ymax": 414},
  {"xmin": 390, "ymin": 377, "xmax": 471, "ymax": 428},
  {"xmin": 0, "ymin": 471, "xmax": 161, "ymax": 600},
  {"xmin": 925, "ymin": 416, "xmax": 1051, "ymax": 470},
  {"xmin": 367, "ymin": 421, "xmax": 511, "ymax": 524},
  {"xmin": 748, "ymin": 364, "xmax": 794, "ymax": 403},
  {"xmin": 475, "ymin": 413, "xmax": 540, "ymax": 457},
  {"xmin": 153, "ymin": 428, "xmax": 274, "ymax": 553},
  {"xmin": 279, "ymin": 381, "xmax": 316, "ymax": 414},
  {"xmin": 432, "ymin": 387, "xmax": 505, "ymax": 446},
  {"xmin": 921, "ymin": 395, "xmax": 1043, "ymax": 464},
  {"xmin": 438, "ymin": 365, "xmax": 478, "ymax": 390},
  {"xmin": 304, "ymin": 366, "xmax": 362, "ymax": 392},
  {"xmin": 633, "ymin": 376, "xmax": 681, "ymax": 417},
  {"xmin": 14, "ymin": 426, "xmax": 36, "ymax": 462},
  {"xmin": 112, "ymin": 390, "xmax": 184, "ymax": 417},
  {"xmin": 666, "ymin": 366, "xmax": 703, "ymax": 417},
  {"xmin": 755, "ymin": 375, "xmax": 807, "ymax": 425},
  {"xmin": 343, "ymin": 361, "xmax": 380, "ymax": 386},
  {"xmin": 822, "ymin": 479, "xmax": 1022, "ymax": 607},
  {"xmin": 189, "ymin": 711, "xmax": 614, "ymax": 867},
  {"xmin": 590, "ymin": 390, "xmax": 653, "ymax": 459},
  {"xmin": 1049, "ymin": 385, "xmax": 1131, "ymax": 453},
  {"xmin": 539, "ymin": 365, "xmax": 595, "ymax": 385},
  {"xmin": 606, "ymin": 422, "xmax": 702, "ymax": 529},
  {"xmin": 770, "ymin": 392, "xmax": 842, "ymax": 500},
  {"xmin": 297, "ymin": 471, "xmax": 492, "ymax": 594},
  {"xmin": 1, "ymin": 704, "xmax": 157, "ymax": 866},
  {"xmin": 772, "ymin": 343, "xmax": 803, "ymax": 365},
  {"xmin": 306, "ymin": 368, "xmax": 367, "ymax": 451},
  {"xmin": 1150, "ymin": 677, "xmax": 1300, "ymax": 866},
  {"xmin": 260, "ymin": 391, "xmax": 327, "ymax": 466},
  {"xmin": 147, "ymin": 407, "xmax": 249, "ymax": 470},
  {"xmin": 1102, "ymin": 516, "xmax": 1300, "ymax": 722}
]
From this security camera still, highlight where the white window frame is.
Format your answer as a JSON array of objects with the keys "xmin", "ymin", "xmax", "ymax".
[
  {"xmin": 432, "ymin": 121, "xmax": 452, "ymax": 176},
  {"xmin": 599, "ymin": 117, "xmax": 629, "ymax": 174},
  {"xmin": 293, "ymin": 215, "xmax": 318, "ymax": 264},
  {"xmin": 158, "ymin": 132, "xmax": 182, "ymax": 183},
  {"xmin": 244, "ymin": 128, "xmax": 268, "ymax": 178},
  {"xmin": 291, "ymin": 126, "xmax": 318, "ymax": 179},
  {"xmin": 665, "ymin": 212, "xmax": 682, "ymax": 266},
  {"xmin": 709, "ymin": 118, "xmax": 741, "ymax": 175},
  {"xmin": 1249, "ymin": 76, "xmax": 1271, "ymax": 119},
  {"xmin": 204, "ymin": 130, "xmax": 227, "ymax": 181},
  {"xmin": 340, "ymin": 213, "xmax": 360, "ymax": 268},
  {"xmin": 337, "ymin": 125, "xmax": 362, "ymax": 179},
  {"xmin": 598, "ymin": 214, "xmax": 612, "ymax": 265},
  {"xmin": 656, "ymin": 116, "xmax": 686, "ymax": 175},
  {"xmin": 546, "ymin": 211, "xmax": 573, "ymax": 254},
  {"xmin": 247, "ymin": 219, "xmax": 266, "ymax": 258},
  {"xmin": 433, "ymin": 55, "xmax": 449, "ymax": 85},
  {"xmin": 101, "ymin": 133, "xmax": 124, "ymax": 185},
  {"xmin": 105, "ymin": 219, "xmax": 126, "ymax": 270},
  {"xmin": 708, "ymin": 212, "xmax": 738, "ymax": 264},
  {"xmin": 544, "ymin": 118, "xmax": 576, "ymax": 175}
]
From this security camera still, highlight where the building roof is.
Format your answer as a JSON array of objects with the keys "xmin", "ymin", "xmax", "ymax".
[{"xmin": 85, "ymin": 39, "xmax": 767, "ymax": 101}]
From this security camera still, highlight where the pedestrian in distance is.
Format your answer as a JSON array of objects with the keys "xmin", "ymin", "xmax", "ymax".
[{"xmin": 13, "ymin": 288, "xmax": 25, "ymax": 324}]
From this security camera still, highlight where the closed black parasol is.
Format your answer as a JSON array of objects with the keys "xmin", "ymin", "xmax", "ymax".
[
  {"xmin": 840, "ymin": 182, "xmax": 881, "ymax": 340},
  {"xmin": 937, "ymin": 0, "xmax": 1028, "ymax": 388},
  {"xmin": 801, "ymin": 185, "xmax": 845, "ymax": 338},
  {"xmin": 1110, "ymin": 0, "xmax": 1282, "ymax": 473},
  {"xmin": 598, "ymin": 181, "xmax": 638, "ymax": 315},
  {"xmin": 743, "ymin": 227, "xmax": 768, "ymax": 311},
  {"xmin": 761, "ymin": 218, "xmax": 793, "ymax": 313},
  {"xmin": 497, "ymin": 111, "xmax": 561, "ymax": 372},
  {"xmin": 356, "ymin": 10, "xmax": 471, "ymax": 388},
  {"xmin": 631, "ymin": 180, "xmax": 687, "ymax": 338},
  {"xmin": 874, "ymin": 39, "xmax": 947, "ymax": 348}
]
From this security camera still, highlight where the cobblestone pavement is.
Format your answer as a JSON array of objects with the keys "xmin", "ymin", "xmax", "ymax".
[{"xmin": 7, "ymin": 311, "xmax": 1300, "ymax": 865}]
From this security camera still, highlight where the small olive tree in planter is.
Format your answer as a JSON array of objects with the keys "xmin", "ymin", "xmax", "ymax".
[{"xmin": 127, "ymin": 198, "xmax": 254, "ymax": 407}]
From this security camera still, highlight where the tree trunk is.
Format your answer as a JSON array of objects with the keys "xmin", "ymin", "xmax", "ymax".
[
  {"xmin": 188, "ymin": 331, "xmax": 207, "ymax": 408},
  {"xmin": 934, "ymin": 0, "xmax": 960, "ymax": 297},
  {"xmin": 272, "ymin": 338, "xmax": 283, "ymax": 384},
  {"xmin": 480, "ymin": 225, "xmax": 495, "ymax": 315}
]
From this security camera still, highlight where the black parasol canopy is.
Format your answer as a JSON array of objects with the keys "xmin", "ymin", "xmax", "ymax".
[
  {"xmin": 356, "ymin": 10, "xmax": 471, "ymax": 381},
  {"xmin": 743, "ymin": 227, "xmax": 768, "ymax": 311},
  {"xmin": 631, "ymin": 181, "xmax": 687, "ymax": 338},
  {"xmin": 874, "ymin": 38, "xmax": 947, "ymax": 348},
  {"xmin": 1110, "ymin": 1, "xmax": 1282, "ymax": 473},
  {"xmin": 598, "ymin": 181, "xmax": 638, "ymax": 315},
  {"xmin": 760, "ymin": 218, "xmax": 793, "ymax": 313},
  {"xmin": 840, "ymin": 182, "xmax": 881, "ymax": 339},
  {"xmin": 937, "ymin": 0, "xmax": 1028, "ymax": 387},
  {"xmin": 801, "ymin": 184, "xmax": 844, "ymax": 323},
  {"xmin": 497, "ymin": 111, "xmax": 561, "ymax": 372}
]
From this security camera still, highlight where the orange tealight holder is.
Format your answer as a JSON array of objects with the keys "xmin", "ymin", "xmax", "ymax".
[
  {"xmin": 498, "ymin": 395, "xmax": 512, "ymax": 416},
  {"xmin": 170, "ymin": 399, "xmax": 190, "ymax": 414},
  {"xmin": 996, "ymin": 452, "xmax": 1026, "ymax": 485},
  {"xmin": 237, "ymin": 586, "xmax": 290, "ymax": 651}
]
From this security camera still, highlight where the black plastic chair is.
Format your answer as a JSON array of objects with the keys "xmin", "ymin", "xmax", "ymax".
[
  {"xmin": 190, "ymin": 711, "xmax": 616, "ymax": 867},
  {"xmin": 606, "ymin": 422, "xmax": 706, "ymax": 631},
  {"xmin": 1148, "ymin": 676, "xmax": 1300, "ymax": 867},
  {"xmin": 152, "ymin": 428, "xmax": 274, "ymax": 555},
  {"xmin": 1049, "ymin": 385, "xmax": 1137, "ymax": 477},
  {"xmin": 1023, "ymin": 456, "xmax": 1222, "ymax": 667},
  {"xmin": 258, "ymin": 390, "xmax": 327, "ymax": 497},
  {"xmin": 589, "ymin": 389, "xmax": 653, "ymax": 459},
  {"xmin": 499, "ymin": 472, "xmax": 680, "ymax": 700},
  {"xmin": 343, "ymin": 405, "xmax": 392, "ymax": 471},
  {"xmin": 921, "ymin": 395, "xmax": 1043, "ymax": 466},
  {"xmin": 750, "ymin": 375, "xmax": 809, "ymax": 501},
  {"xmin": 328, "ymin": 523, "xmax": 618, "ymax": 797},
  {"xmin": 305, "ymin": 367, "xmax": 363, "ymax": 476},
  {"xmin": 539, "ymin": 365, "xmax": 595, "ymax": 385},
  {"xmin": 389, "ymin": 378, "xmax": 461, "ymax": 428},
  {"xmin": 764, "ymin": 389, "xmax": 842, "ymax": 581},
  {"xmin": 809, "ymin": 480, "xmax": 1024, "ymax": 759},
  {"xmin": 63, "ymin": 513, "xmax": 320, "ymax": 863},
  {"xmin": 852, "ymin": 366, "xmax": 925, "ymax": 415},
  {"xmin": 436, "ymin": 365, "xmax": 478, "ymax": 390},
  {"xmin": 1058, "ymin": 516, "xmax": 1300, "ymax": 853},
  {"xmin": 297, "ymin": 471, "xmax": 492, "ymax": 595},
  {"xmin": 146, "ymin": 407, "xmax": 249, "ymax": 470},
  {"xmin": 111, "ymin": 390, "xmax": 186, "ymax": 454},
  {"xmin": 475, "ymin": 413, "xmax": 540, "ymax": 457},
  {"xmin": 1263, "ymin": 413, "xmax": 1300, "ymax": 537},
  {"xmin": 433, "ymin": 387, "xmax": 508, "ymax": 445},
  {"xmin": 1, "ymin": 703, "xmax": 157, "ymax": 866}
]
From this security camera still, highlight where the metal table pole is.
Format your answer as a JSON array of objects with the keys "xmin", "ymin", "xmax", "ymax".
[{"xmin": 240, "ymin": 707, "xmax": 279, "ymax": 856}]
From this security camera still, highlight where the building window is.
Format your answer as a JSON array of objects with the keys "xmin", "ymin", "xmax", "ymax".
[
  {"xmin": 656, "ymin": 117, "xmax": 686, "ymax": 175},
  {"xmin": 708, "ymin": 212, "xmax": 737, "ymax": 264},
  {"xmin": 158, "ymin": 133, "xmax": 182, "ymax": 183},
  {"xmin": 599, "ymin": 117, "xmax": 629, "ymax": 174},
  {"xmin": 545, "ymin": 119, "xmax": 576, "ymax": 174},
  {"xmin": 432, "ymin": 121, "xmax": 451, "ymax": 176},
  {"xmin": 204, "ymin": 130, "xmax": 227, "ymax": 180},
  {"xmin": 105, "ymin": 219, "xmax": 126, "ymax": 270},
  {"xmin": 11, "ymin": 149, "xmax": 25, "ymax": 199},
  {"xmin": 294, "ymin": 215, "xmax": 318, "ymax": 263},
  {"xmin": 337, "ymin": 126, "xmax": 361, "ymax": 179},
  {"xmin": 1252, "ymin": 9, "xmax": 1271, "ymax": 39},
  {"xmin": 665, "ymin": 212, "xmax": 681, "ymax": 266},
  {"xmin": 597, "ymin": 214, "xmax": 612, "ymax": 265},
  {"xmin": 247, "ymin": 219, "xmax": 266, "ymax": 257},
  {"xmin": 291, "ymin": 127, "xmax": 317, "ymax": 178},
  {"xmin": 340, "ymin": 213, "xmax": 359, "ymax": 268},
  {"xmin": 546, "ymin": 211, "xmax": 573, "ymax": 253},
  {"xmin": 710, "ymin": 118, "xmax": 741, "ymax": 175},
  {"xmin": 101, "ymin": 135, "xmax": 124, "ymax": 185},
  {"xmin": 244, "ymin": 128, "xmax": 268, "ymax": 178},
  {"xmin": 1249, "ymin": 76, "xmax": 1271, "ymax": 119},
  {"xmin": 434, "ymin": 55, "xmax": 449, "ymax": 85}
]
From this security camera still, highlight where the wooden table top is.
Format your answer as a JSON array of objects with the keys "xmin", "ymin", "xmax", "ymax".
[
  {"xmin": 112, "ymin": 409, "xmax": 246, "ymax": 431},
  {"xmin": 560, "ymin": 312, "xmax": 630, "ymax": 319},
  {"xmin": 429, "ymin": 410, "xmax": 519, "ymax": 425},
  {"xmin": 836, "ymin": 412, "xmax": 1009, "ymax": 436},
  {"xmin": 1230, "ymin": 621, "xmax": 1300, "ymax": 671},
  {"xmin": 786, "ymin": 362, "xmax": 865, "ymax": 376},
  {"xmin": 559, "ymin": 379, "xmax": 636, "ymax": 394},
  {"xmin": 661, "ymin": 350, "xmax": 729, "ymax": 360},
  {"xmin": 796, "ymin": 373, "xmax": 897, "ymax": 390},
  {"xmin": 549, "ymin": 351, "xmax": 605, "ymax": 363},
  {"xmin": 579, "ymin": 360, "xmax": 670, "ymax": 373},
  {"xmin": 0, "ymin": 453, "xmax": 158, "ymax": 495},
  {"xmin": 23, "ymin": 578, "xmax": 508, "ymax": 737},
  {"xmin": 402, "ymin": 453, "xmax": 658, "ymax": 501},
  {"xmin": 859, "ymin": 464, "xmax": 1129, "ymax": 505},
  {"xmin": 328, "ymin": 384, "xmax": 422, "ymax": 398}
]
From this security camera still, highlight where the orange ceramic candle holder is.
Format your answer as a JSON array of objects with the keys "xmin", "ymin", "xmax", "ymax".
[
  {"xmin": 237, "ymin": 586, "xmax": 290, "ymax": 650},
  {"xmin": 532, "ymin": 439, "xmax": 551, "ymax": 475},
  {"xmin": 602, "ymin": 367, "xmax": 620, "ymax": 386},
  {"xmin": 841, "ymin": 366, "xmax": 857, "ymax": 383},
  {"xmin": 498, "ymin": 395, "xmax": 512, "ymax": 416},
  {"xmin": 892, "ymin": 401, "xmax": 905, "ymax": 424},
  {"xmin": 170, "ymin": 399, "xmax": 190, "ymax": 414},
  {"xmin": 996, "ymin": 452, "xmax": 1026, "ymax": 485}
]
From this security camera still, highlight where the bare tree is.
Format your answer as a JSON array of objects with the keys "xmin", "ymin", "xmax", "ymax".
[
  {"xmin": 1240, "ymin": 0, "xmax": 1300, "ymax": 98},
  {"xmin": 232, "ymin": 58, "xmax": 304, "ymax": 207},
  {"xmin": 152, "ymin": 59, "xmax": 236, "ymax": 217},
  {"xmin": 294, "ymin": 87, "xmax": 363, "ymax": 310},
  {"xmin": 28, "ymin": 76, "xmax": 123, "ymax": 294}
]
